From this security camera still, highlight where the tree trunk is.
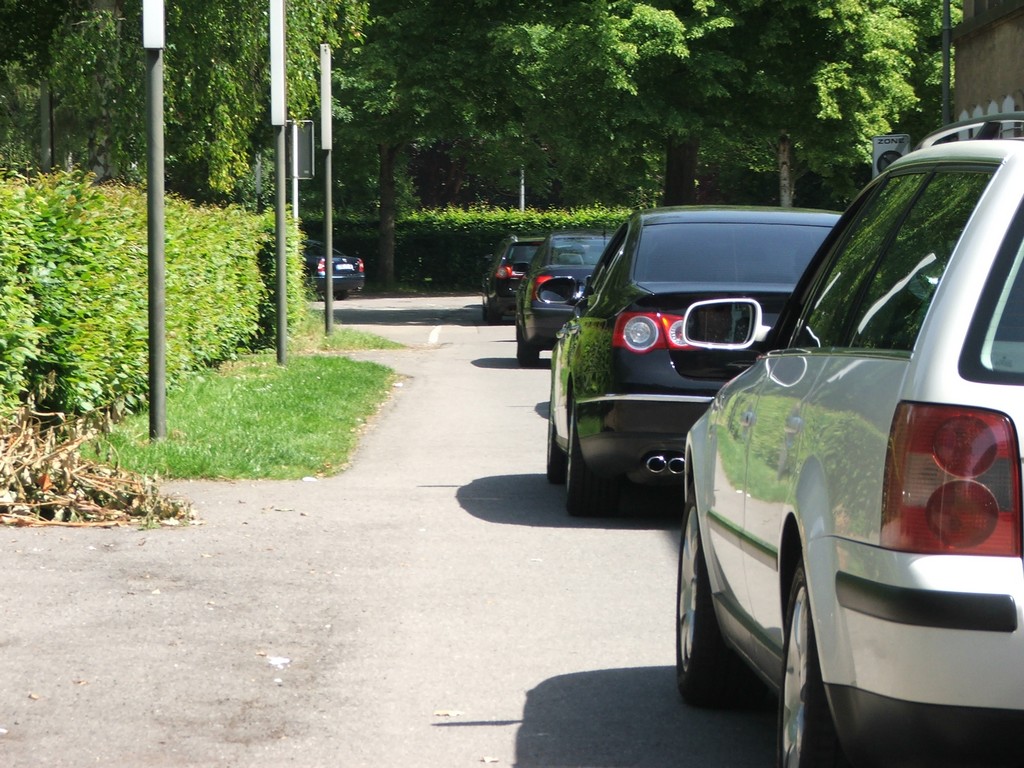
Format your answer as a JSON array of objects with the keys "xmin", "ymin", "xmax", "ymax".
[
  {"xmin": 778, "ymin": 131, "xmax": 794, "ymax": 207},
  {"xmin": 377, "ymin": 142, "xmax": 402, "ymax": 289},
  {"xmin": 662, "ymin": 136, "xmax": 699, "ymax": 206}
]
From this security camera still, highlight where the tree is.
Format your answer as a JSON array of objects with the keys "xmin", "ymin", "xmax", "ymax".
[{"xmin": 0, "ymin": 0, "xmax": 363, "ymax": 203}]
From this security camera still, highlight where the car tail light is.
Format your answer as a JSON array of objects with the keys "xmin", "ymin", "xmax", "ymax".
[
  {"xmin": 495, "ymin": 265, "xmax": 513, "ymax": 280},
  {"xmin": 881, "ymin": 403, "xmax": 1021, "ymax": 556},
  {"xmin": 612, "ymin": 312, "xmax": 689, "ymax": 353},
  {"xmin": 356, "ymin": 258, "xmax": 364, "ymax": 274},
  {"xmin": 317, "ymin": 257, "xmax": 327, "ymax": 277}
]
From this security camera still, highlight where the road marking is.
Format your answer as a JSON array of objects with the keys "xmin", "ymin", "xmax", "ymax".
[{"xmin": 429, "ymin": 325, "xmax": 442, "ymax": 345}]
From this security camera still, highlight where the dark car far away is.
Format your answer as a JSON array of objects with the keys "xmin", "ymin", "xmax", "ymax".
[
  {"xmin": 481, "ymin": 233, "xmax": 545, "ymax": 324},
  {"xmin": 303, "ymin": 239, "xmax": 366, "ymax": 300},
  {"xmin": 515, "ymin": 229, "xmax": 613, "ymax": 366},
  {"xmin": 546, "ymin": 206, "xmax": 839, "ymax": 516}
]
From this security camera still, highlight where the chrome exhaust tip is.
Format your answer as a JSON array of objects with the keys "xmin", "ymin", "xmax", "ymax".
[
  {"xmin": 645, "ymin": 454, "xmax": 668, "ymax": 473},
  {"xmin": 668, "ymin": 456, "xmax": 686, "ymax": 475}
]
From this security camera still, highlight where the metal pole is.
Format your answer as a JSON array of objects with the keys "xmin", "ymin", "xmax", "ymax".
[
  {"xmin": 145, "ymin": 28, "xmax": 166, "ymax": 440},
  {"xmin": 519, "ymin": 167, "xmax": 525, "ymax": 212},
  {"xmin": 941, "ymin": 0, "xmax": 952, "ymax": 125},
  {"xmin": 270, "ymin": 0, "xmax": 287, "ymax": 364},
  {"xmin": 275, "ymin": 124, "xmax": 288, "ymax": 365},
  {"xmin": 321, "ymin": 44, "xmax": 333, "ymax": 334}
]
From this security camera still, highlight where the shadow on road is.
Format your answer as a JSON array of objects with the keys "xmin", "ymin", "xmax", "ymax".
[
  {"xmin": 457, "ymin": 473, "xmax": 680, "ymax": 531},
  {"xmin": 513, "ymin": 666, "xmax": 775, "ymax": 767},
  {"xmin": 329, "ymin": 301, "xmax": 482, "ymax": 327},
  {"xmin": 472, "ymin": 357, "xmax": 525, "ymax": 370}
]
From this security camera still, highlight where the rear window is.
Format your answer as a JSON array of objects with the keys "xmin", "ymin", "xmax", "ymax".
[
  {"xmin": 545, "ymin": 236, "xmax": 609, "ymax": 267},
  {"xmin": 507, "ymin": 243, "xmax": 540, "ymax": 263},
  {"xmin": 632, "ymin": 221, "xmax": 832, "ymax": 284}
]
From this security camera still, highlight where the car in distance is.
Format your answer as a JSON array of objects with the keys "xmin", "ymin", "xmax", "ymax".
[
  {"xmin": 481, "ymin": 234, "xmax": 545, "ymax": 324},
  {"xmin": 678, "ymin": 119, "xmax": 1024, "ymax": 767},
  {"xmin": 515, "ymin": 229, "xmax": 612, "ymax": 366},
  {"xmin": 303, "ymin": 239, "xmax": 365, "ymax": 300},
  {"xmin": 547, "ymin": 207, "xmax": 838, "ymax": 516}
]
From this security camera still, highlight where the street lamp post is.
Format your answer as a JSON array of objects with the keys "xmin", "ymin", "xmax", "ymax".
[
  {"xmin": 143, "ymin": 0, "xmax": 166, "ymax": 441},
  {"xmin": 270, "ymin": 0, "xmax": 288, "ymax": 365},
  {"xmin": 321, "ymin": 44, "xmax": 334, "ymax": 335}
]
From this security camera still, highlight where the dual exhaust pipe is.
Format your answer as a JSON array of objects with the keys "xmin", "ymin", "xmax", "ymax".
[{"xmin": 645, "ymin": 453, "xmax": 685, "ymax": 475}]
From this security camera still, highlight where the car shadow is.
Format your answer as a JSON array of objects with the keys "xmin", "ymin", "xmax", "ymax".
[
  {"xmin": 457, "ymin": 473, "xmax": 681, "ymax": 530},
  {"xmin": 510, "ymin": 666, "xmax": 775, "ymax": 767},
  {"xmin": 472, "ymin": 357, "xmax": 525, "ymax": 370},
  {"xmin": 329, "ymin": 302, "xmax": 482, "ymax": 327}
]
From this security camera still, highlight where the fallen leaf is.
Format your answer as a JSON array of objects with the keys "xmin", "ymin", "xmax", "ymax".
[{"xmin": 433, "ymin": 709, "xmax": 463, "ymax": 718}]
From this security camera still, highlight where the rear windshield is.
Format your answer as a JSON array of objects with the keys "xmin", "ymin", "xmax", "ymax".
[
  {"xmin": 545, "ymin": 236, "xmax": 609, "ymax": 267},
  {"xmin": 507, "ymin": 243, "xmax": 540, "ymax": 263},
  {"xmin": 632, "ymin": 221, "xmax": 833, "ymax": 285}
]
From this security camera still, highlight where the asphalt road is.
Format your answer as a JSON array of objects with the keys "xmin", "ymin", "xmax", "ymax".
[{"xmin": 0, "ymin": 294, "xmax": 775, "ymax": 767}]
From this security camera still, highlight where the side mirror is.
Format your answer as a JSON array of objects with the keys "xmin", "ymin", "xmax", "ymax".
[
  {"xmin": 536, "ymin": 276, "xmax": 581, "ymax": 304},
  {"xmin": 683, "ymin": 299, "xmax": 768, "ymax": 349}
]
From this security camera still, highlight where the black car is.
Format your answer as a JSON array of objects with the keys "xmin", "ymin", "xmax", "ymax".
[
  {"xmin": 481, "ymin": 233, "xmax": 545, "ymax": 324},
  {"xmin": 303, "ymin": 239, "xmax": 366, "ymax": 300},
  {"xmin": 546, "ymin": 206, "xmax": 839, "ymax": 516},
  {"xmin": 514, "ymin": 229, "xmax": 613, "ymax": 366}
]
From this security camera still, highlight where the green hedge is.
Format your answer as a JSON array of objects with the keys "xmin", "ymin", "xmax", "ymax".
[
  {"xmin": 0, "ymin": 171, "xmax": 304, "ymax": 416},
  {"xmin": 331, "ymin": 206, "xmax": 631, "ymax": 289}
]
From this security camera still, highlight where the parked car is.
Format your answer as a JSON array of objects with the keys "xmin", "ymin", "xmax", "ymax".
[
  {"xmin": 303, "ymin": 239, "xmax": 365, "ymax": 300},
  {"xmin": 481, "ymin": 234, "xmax": 545, "ymax": 324},
  {"xmin": 515, "ymin": 229, "xmax": 613, "ymax": 366},
  {"xmin": 678, "ymin": 119, "xmax": 1024, "ymax": 767},
  {"xmin": 546, "ymin": 207, "xmax": 838, "ymax": 516}
]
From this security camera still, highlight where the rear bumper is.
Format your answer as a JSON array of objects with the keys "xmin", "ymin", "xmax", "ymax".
[
  {"xmin": 575, "ymin": 394, "xmax": 712, "ymax": 478},
  {"xmin": 315, "ymin": 274, "xmax": 365, "ymax": 296},
  {"xmin": 804, "ymin": 536, "xmax": 1024, "ymax": 767},
  {"xmin": 828, "ymin": 684, "xmax": 1024, "ymax": 768}
]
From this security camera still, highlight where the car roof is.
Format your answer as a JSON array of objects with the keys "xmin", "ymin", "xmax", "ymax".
[
  {"xmin": 889, "ymin": 136, "xmax": 1024, "ymax": 171},
  {"xmin": 916, "ymin": 112, "xmax": 1024, "ymax": 149},
  {"xmin": 633, "ymin": 206, "xmax": 840, "ymax": 226},
  {"xmin": 544, "ymin": 229, "xmax": 613, "ymax": 238}
]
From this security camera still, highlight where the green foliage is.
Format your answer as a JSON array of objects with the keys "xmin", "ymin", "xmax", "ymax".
[
  {"xmin": 98, "ymin": 354, "xmax": 397, "ymax": 480},
  {"xmin": 0, "ymin": 171, "xmax": 306, "ymax": 417},
  {"xmin": 331, "ymin": 205, "xmax": 630, "ymax": 289}
]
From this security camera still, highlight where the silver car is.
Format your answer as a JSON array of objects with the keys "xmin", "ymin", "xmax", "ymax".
[{"xmin": 678, "ymin": 117, "xmax": 1024, "ymax": 767}]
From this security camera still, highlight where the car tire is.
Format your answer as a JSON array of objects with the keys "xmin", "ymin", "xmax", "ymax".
[
  {"xmin": 676, "ymin": 490, "xmax": 758, "ymax": 707},
  {"xmin": 546, "ymin": 409, "xmax": 567, "ymax": 484},
  {"xmin": 516, "ymin": 325, "xmax": 541, "ymax": 367},
  {"xmin": 779, "ymin": 563, "xmax": 849, "ymax": 768},
  {"xmin": 566, "ymin": 403, "xmax": 619, "ymax": 516}
]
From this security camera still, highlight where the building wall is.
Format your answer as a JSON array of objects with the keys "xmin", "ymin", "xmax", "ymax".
[{"xmin": 955, "ymin": 0, "xmax": 1024, "ymax": 119}]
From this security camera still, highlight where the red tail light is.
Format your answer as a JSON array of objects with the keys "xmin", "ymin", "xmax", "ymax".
[
  {"xmin": 356, "ymin": 258, "xmax": 364, "ymax": 274},
  {"xmin": 612, "ymin": 312, "xmax": 690, "ymax": 353},
  {"xmin": 881, "ymin": 403, "xmax": 1021, "ymax": 556},
  {"xmin": 495, "ymin": 265, "xmax": 513, "ymax": 280},
  {"xmin": 317, "ymin": 257, "xmax": 327, "ymax": 277}
]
